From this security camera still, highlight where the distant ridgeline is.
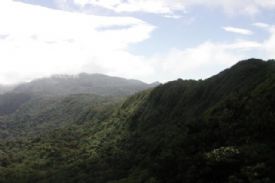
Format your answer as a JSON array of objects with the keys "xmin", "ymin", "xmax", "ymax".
[
  {"xmin": 11, "ymin": 73, "xmax": 159, "ymax": 96},
  {"xmin": 1, "ymin": 59, "xmax": 275, "ymax": 183},
  {"xmin": 0, "ymin": 73, "xmax": 158, "ymax": 116}
]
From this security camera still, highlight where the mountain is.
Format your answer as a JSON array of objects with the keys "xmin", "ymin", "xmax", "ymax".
[
  {"xmin": 0, "ymin": 94, "xmax": 119, "ymax": 139},
  {"xmin": 12, "ymin": 73, "xmax": 158, "ymax": 97},
  {"xmin": 0, "ymin": 92, "xmax": 32, "ymax": 116},
  {"xmin": 0, "ymin": 73, "xmax": 158, "ymax": 116},
  {"xmin": 0, "ymin": 84, "xmax": 15, "ymax": 95},
  {"xmin": 1, "ymin": 59, "xmax": 275, "ymax": 183}
]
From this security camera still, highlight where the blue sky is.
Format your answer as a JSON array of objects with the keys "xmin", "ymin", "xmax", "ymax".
[{"xmin": 0, "ymin": 0, "xmax": 275, "ymax": 84}]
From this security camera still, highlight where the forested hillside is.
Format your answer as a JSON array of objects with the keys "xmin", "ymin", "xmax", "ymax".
[{"xmin": 1, "ymin": 59, "xmax": 275, "ymax": 183}]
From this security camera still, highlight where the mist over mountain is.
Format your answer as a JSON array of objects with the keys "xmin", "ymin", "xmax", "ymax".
[
  {"xmin": 1, "ymin": 59, "xmax": 275, "ymax": 183},
  {"xmin": 0, "ymin": 73, "xmax": 158, "ymax": 116},
  {"xmin": 12, "ymin": 73, "xmax": 159, "ymax": 97},
  {"xmin": 0, "ymin": 85, "xmax": 15, "ymax": 95}
]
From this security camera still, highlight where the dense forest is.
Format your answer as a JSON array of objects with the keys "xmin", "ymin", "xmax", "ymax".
[{"xmin": 1, "ymin": 59, "xmax": 275, "ymax": 183}]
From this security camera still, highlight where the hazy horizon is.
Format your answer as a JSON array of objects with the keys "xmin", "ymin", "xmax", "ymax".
[
  {"xmin": 0, "ymin": 72, "xmax": 161, "ymax": 86},
  {"xmin": 1, "ymin": 0, "xmax": 275, "ymax": 84}
]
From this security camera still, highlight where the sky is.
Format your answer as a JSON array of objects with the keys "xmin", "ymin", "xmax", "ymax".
[{"xmin": 0, "ymin": 0, "xmax": 275, "ymax": 84}]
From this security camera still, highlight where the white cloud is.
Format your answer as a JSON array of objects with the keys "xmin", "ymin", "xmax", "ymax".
[
  {"xmin": 225, "ymin": 40, "xmax": 261, "ymax": 49},
  {"xmin": 182, "ymin": 0, "xmax": 275, "ymax": 15},
  {"xmin": 155, "ymin": 23, "xmax": 275, "ymax": 82},
  {"xmin": 263, "ymin": 26, "xmax": 275, "ymax": 58},
  {"xmin": 1, "ymin": 0, "xmax": 275, "ymax": 85},
  {"xmin": 70, "ymin": 0, "xmax": 275, "ymax": 16},
  {"xmin": 253, "ymin": 22, "xmax": 270, "ymax": 29},
  {"xmin": 146, "ymin": 40, "xmax": 264, "ymax": 82},
  {"xmin": 72, "ymin": 0, "xmax": 185, "ymax": 15},
  {"xmin": 0, "ymin": 0, "xmax": 154, "ymax": 84},
  {"xmin": 223, "ymin": 27, "xmax": 253, "ymax": 35}
]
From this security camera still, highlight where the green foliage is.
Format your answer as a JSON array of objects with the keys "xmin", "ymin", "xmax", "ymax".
[
  {"xmin": 1, "ymin": 59, "xmax": 275, "ymax": 183},
  {"xmin": 205, "ymin": 146, "xmax": 241, "ymax": 163},
  {"xmin": 0, "ymin": 92, "xmax": 32, "ymax": 115}
]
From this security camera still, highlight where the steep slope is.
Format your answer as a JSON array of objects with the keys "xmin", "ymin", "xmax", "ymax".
[
  {"xmin": 1, "ymin": 59, "xmax": 275, "ymax": 183},
  {"xmin": 0, "ymin": 94, "xmax": 119, "ymax": 139},
  {"xmin": 12, "ymin": 73, "xmax": 157, "ymax": 97},
  {"xmin": 112, "ymin": 59, "xmax": 275, "ymax": 183}
]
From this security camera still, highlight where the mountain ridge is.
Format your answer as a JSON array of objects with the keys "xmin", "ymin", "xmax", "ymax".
[
  {"xmin": 11, "ymin": 73, "xmax": 159, "ymax": 97},
  {"xmin": 0, "ymin": 73, "xmax": 159, "ymax": 116},
  {"xmin": 1, "ymin": 59, "xmax": 275, "ymax": 183}
]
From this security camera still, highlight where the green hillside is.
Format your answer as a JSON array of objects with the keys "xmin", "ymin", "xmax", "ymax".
[
  {"xmin": 0, "ymin": 94, "xmax": 120, "ymax": 139},
  {"xmin": 1, "ymin": 59, "xmax": 275, "ymax": 183}
]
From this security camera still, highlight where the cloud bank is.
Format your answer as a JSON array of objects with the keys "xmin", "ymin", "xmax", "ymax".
[
  {"xmin": 0, "ymin": 0, "xmax": 274, "ymax": 85},
  {"xmin": 223, "ymin": 27, "xmax": 253, "ymax": 35},
  {"xmin": 0, "ymin": 0, "xmax": 154, "ymax": 84}
]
